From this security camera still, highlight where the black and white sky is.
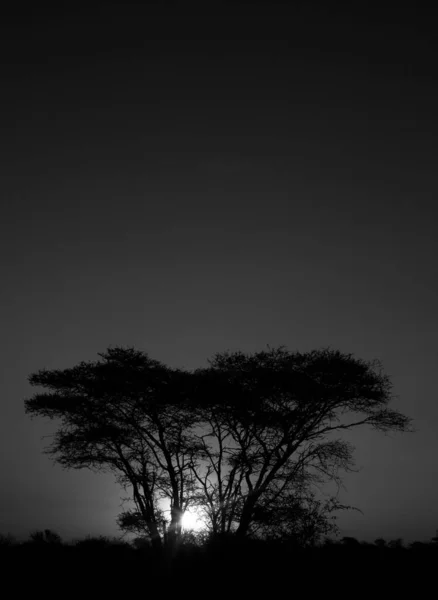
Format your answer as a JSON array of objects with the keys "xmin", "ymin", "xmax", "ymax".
[{"xmin": 1, "ymin": 2, "xmax": 437, "ymax": 542}]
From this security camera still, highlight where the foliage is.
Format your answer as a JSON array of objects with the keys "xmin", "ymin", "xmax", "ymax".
[
  {"xmin": 188, "ymin": 346, "xmax": 412, "ymax": 538},
  {"xmin": 250, "ymin": 492, "xmax": 349, "ymax": 545},
  {"xmin": 25, "ymin": 347, "xmax": 201, "ymax": 549},
  {"xmin": 73, "ymin": 535, "xmax": 131, "ymax": 552},
  {"xmin": 0, "ymin": 533, "xmax": 17, "ymax": 547},
  {"xmin": 388, "ymin": 538, "xmax": 404, "ymax": 549},
  {"xmin": 131, "ymin": 536, "xmax": 152, "ymax": 550},
  {"xmin": 29, "ymin": 529, "xmax": 62, "ymax": 545},
  {"xmin": 25, "ymin": 345, "xmax": 412, "ymax": 548},
  {"xmin": 340, "ymin": 536, "xmax": 361, "ymax": 546}
]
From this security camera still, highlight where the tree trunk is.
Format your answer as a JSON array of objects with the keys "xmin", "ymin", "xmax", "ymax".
[
  {"xmin": 149, "ymin": 521, "xmax": 163, "ymax": 552},
  {"xmin": 235, "ymin": 499, "xmax": 256, "ymax": 537},
  {"xmin": 167, "ymin": 505, "xmax": 183, "ymax": 553}
]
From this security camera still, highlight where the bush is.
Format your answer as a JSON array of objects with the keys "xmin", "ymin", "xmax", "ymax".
[
  {"xmin": 0, "ymin": 533, "xmax": 16, "ymax": 547},
  {"xmin": 29, "ymin": 529, "xmax": 62, "ymax": 545}
]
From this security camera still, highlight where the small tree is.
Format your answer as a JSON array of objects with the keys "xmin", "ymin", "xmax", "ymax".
[{"xmin": 29, "ymin": 529, "xmax": 62, "ymax": 545}]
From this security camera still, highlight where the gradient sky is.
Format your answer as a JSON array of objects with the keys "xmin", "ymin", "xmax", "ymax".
[{"xmin": 1, "ymin": 3, "xmax": 437, "ymax": 543}]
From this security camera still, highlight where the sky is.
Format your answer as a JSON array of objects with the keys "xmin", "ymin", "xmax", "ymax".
[{"xmin": 1, "ymin": 2, "xmax": 437, "ymax": 543}]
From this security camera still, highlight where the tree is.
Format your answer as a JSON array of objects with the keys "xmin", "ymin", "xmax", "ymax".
[
  {"xmin": 340, "ymin": 536, "xmax": 361, "ymax": 546},
  {"xmin": 25, "ymin": 347, "xmax": 202, "ymax": 551},
  {"xmin": 189, "ymin": 346, "xmax": 412, "ymax": 540},
  {"xmin": 25, "ymin": 345, "xmax": 412, "ymax": 549}
]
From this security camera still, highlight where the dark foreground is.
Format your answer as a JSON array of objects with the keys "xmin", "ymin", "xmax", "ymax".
[{"xmin": 1, "ymin": 535, "xmax": 435, "ymax": 596}]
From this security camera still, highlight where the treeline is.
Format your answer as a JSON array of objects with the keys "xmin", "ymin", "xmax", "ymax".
[{"xmin": 1, "ymin": 530, "xmax": 436, "ymax": 594}]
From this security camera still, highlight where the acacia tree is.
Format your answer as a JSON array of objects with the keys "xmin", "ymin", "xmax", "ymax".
[
  {"xmin": 24, "ymin": 347, "xmax": 201, "ymax": 551},
  {"xmin": 25, "ymin": 345, "xmax": 412, "ymax": 549},
  {"xmin": 189, "ymin": 346, "xmax": 412, "ymax": 541}
]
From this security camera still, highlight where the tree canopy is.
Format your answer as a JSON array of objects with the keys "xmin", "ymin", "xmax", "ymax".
[
  {"xmin": 25, "ymin": 345, "xmax": 412, "ymax": 548},
  {"xmin": 26, "ymin": 347, "xmax": 201, "ymax": 549}
]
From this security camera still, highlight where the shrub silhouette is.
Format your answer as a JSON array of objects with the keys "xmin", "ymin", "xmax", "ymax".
[
  {"xmin": 29, "ymin": 529, "xmax": 62, "ymax": 545},
  {"xmin": 388, "ymin": 538, "xmax": 404, "ymax": 549},
  {"xmin": 0, "ymin": 533, "xmax": 16, "ymax": 547},
  {"xmin": 340, "ymin": 536, "xmax": 361, "ymax": 546}
]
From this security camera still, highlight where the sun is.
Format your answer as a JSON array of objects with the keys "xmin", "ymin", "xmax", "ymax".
[{"xmin": 181, "ymin": 508, "xmax": 205, "ymax": 531}]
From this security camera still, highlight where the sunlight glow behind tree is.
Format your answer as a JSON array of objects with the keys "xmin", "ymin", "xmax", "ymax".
[
  {"xmin": 24, "ymin": 345, "xmax": 412, "ymax": 549},
  {"xmin": 181, "ymin": 508, "xmax": 206, "ymax": 532}
]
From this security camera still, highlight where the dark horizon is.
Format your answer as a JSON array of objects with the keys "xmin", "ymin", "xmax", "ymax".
[{"xmin": 1, "ymin": 2, "xmax": 438, "ymax": 544}]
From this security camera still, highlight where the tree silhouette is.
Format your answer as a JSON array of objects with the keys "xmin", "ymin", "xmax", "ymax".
[
  {"xmin": 25, "ymin": 345, "xmax": 412, "ymax": 549},
  {"xmin": 25, "ymin": 347, "xmax": 202, "ymax": 551},
  {"xmin": 189, "ymin": 346, "xmax": 412, "ymax": 539},
  {"xmin": 29, "ymin": 529, "xmax": 62, "ymax": 545},
  {"xmin": 340, "ymin": 536, "xmax": 361, "ymax": 546}
]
